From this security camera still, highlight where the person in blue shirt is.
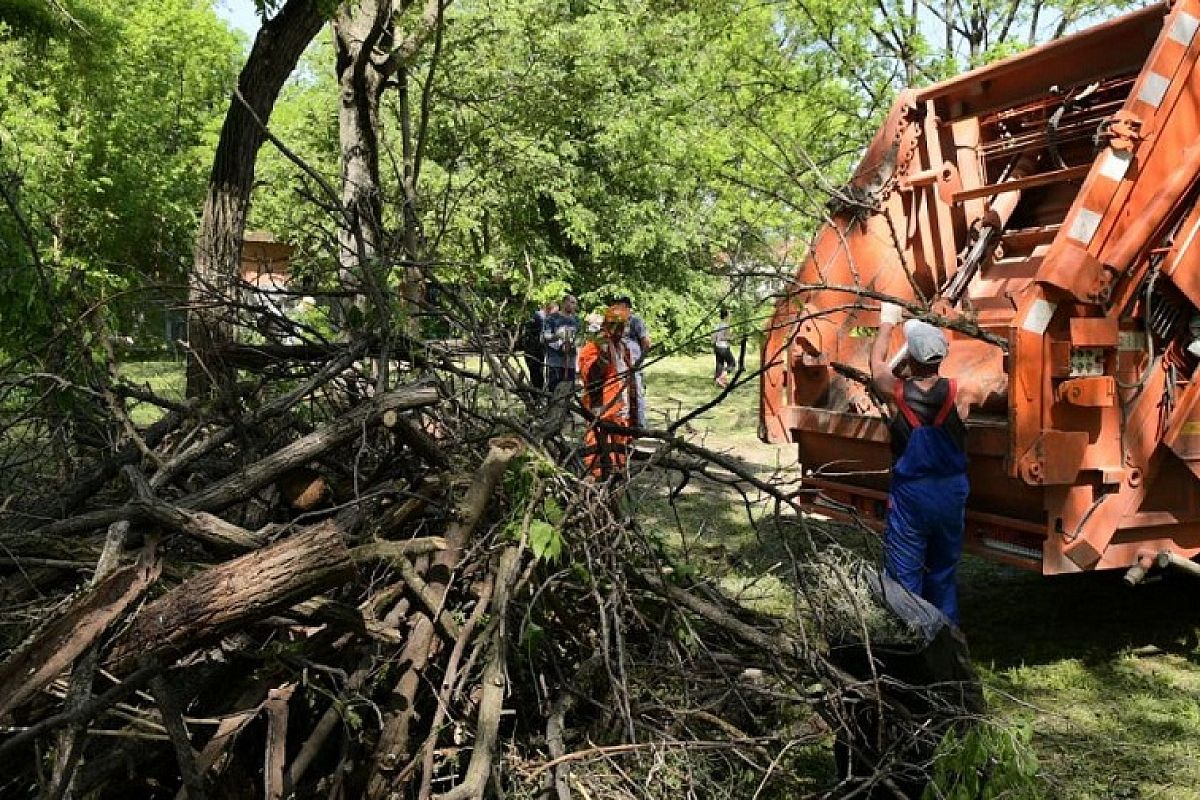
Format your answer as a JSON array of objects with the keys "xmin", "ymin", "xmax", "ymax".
[
  {"xmin": 612, "ymin": 296, "xmax": 650, "ymax": 427},
  {"xmin": 542, "ymin": 294, "xmax": 580, "ymax": 391},
  {"xmin": 871, "ymin": 304, "xmax": 969, "ymax": 624}
]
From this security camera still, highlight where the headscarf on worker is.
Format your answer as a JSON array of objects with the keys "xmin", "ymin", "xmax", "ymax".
[{"xmin": 577, "ymin": 305, "xmax": 638, "ymax": 477}]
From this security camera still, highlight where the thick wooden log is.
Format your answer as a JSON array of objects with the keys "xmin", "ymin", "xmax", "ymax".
[
  {"xmin": 105, "ymin": 521, "xmax": 355, "ymax": 671},
  {"xmin": 180, "ymin": 386, "xmax": 437, "ymax": 513}
]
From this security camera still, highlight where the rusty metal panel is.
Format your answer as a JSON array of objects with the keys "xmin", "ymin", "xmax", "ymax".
[
  {"xmin": 1070, "ymin": 317, "xmax": 1120, "ymax": 347},
  {"xmin": 1057, "ymin": 376, "xmax": 1116, "ymax": 407}
]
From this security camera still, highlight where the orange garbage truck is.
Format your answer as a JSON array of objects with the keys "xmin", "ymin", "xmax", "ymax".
[{"xmin": 760, "ymin": 1, "xmax": 1200, "ymax": 577}]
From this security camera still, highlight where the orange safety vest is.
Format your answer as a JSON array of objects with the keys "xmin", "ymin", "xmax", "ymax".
[{"xmin": 577, "ymin": 338, "xmax": 636, "ymax": 477}]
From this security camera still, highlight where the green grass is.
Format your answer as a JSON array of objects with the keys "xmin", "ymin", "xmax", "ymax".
[
  {"xmin": 644, "ymin": 351, "xmax": 764, "ymax": 448},
  {"xmin": 119, "ymin": 360, "xmax": 185, "ymax": 425},
  {"xmin": 962, "ymin": 558, "xmax": 1200, "ymax": 799},
  {"xmin": 636, "ymin": 350, "xmax": 800, "ymax": 611},
  {"xmin": 634, "ymin": 353, "xmax": 1200, "ymax": 800}
]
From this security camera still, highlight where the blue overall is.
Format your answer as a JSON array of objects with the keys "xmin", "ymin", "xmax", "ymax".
[{"xmin": 884, "ymin": 379, "xmax": 969, "ymax": 624}]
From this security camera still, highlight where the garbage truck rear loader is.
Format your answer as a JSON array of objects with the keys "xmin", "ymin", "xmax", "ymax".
[{"xmin": 760, "ymin": 1, "xmax": 1200, "ymax": 575}]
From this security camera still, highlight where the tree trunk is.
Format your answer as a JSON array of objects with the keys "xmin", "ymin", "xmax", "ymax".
[
  {"xmin": 187, "ymin": 0, "xmax": 326, "ymax": 399},
  {"xmin": 105, "ymin": 521, "xmax": 355, "ymax": 671},
  {"xmin": 332, "ymin": 0, "xmax": 443, "ymax": 341},
  {"xmin": 397, "ymin": 66, "xmax": 429, "ymax": 330},
  {"xmin": 333, "ymin": 0, "xmax": 390, "ymax": 332}
]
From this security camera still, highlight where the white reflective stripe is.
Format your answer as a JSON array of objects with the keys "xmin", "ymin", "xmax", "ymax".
[
  {"xmin": 1068, "ymin": 208, "xmax": 1103, "ymax": 245},
  {"xmin": 1022, "ymin": 298, "xmax": 1057, "ymax": 335},
  {"xmin": 1170, "ymin": 12, "xmax": 1200, "ymax": 46},
  {"xmin": 1138, "ymin": 72, "xmax": 1171, "ymax": 108},
  {"xmin": 1098, "ymin": 148, "xmax": 1133, "ymax": 182}
]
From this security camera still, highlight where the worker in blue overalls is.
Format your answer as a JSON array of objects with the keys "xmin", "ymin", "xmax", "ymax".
[{"xmin": 870, "ymin": 304, "xmax": 969, "ymax": 624}]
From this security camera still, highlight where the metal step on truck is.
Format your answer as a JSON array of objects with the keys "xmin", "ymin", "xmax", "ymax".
[{"xmin": 760, "ymin": 0, "xmax": 1200, "ymax": 578}]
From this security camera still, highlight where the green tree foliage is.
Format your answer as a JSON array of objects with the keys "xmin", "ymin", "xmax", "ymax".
[
  {"xmin": 0, "ymin": 0, "xmax": 1145, "ymax": 357},
  {"xmin": 0, "ymin": 0, "xmax": 240, "ymax": 356},
  {"xmin": 422, "ymin": 0, "xmax": 886, "ymax": 345},
  {"xmin": 855, "ymin": 0, "xmax": 1145, "ymax": 86},
  {"xmin": 249, "ymin": 0, "xmax": 878, "ymax": 347},
  {"xmin": 3, "ymin": 0, "xmax": 1131, "ymax": 357}
]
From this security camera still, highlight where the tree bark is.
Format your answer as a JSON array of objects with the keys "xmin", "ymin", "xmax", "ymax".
[
  {"xmin": 332, "ymin": 0, "xmax": 444, "ymax": 340},
  {"xmin": 105, "ymin": 521, "xmax": 355, "ymax": 671},
  {"xmin": 187, "ymin": 0, "xmax": 327, "ymax": 398},
  {"xmin": 333, "ymin": 0, "xmax": 389, "ymax": 329}
]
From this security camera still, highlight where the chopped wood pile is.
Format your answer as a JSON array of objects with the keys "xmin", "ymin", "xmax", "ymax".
[{"xmin": 0, "ymin": 308, "xmax": 982, "ymax": 799}]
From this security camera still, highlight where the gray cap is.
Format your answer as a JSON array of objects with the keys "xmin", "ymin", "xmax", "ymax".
[{"xmin": 903, "ymin": 319, "xmax": 948, "ymax": 365}]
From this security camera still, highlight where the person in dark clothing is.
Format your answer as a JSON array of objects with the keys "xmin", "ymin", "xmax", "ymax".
[
  {"xmin": 521, "ymin": 300, "xmax": 556, "ymax": 391},
  {"xmin": 870, "ymin": 304, "xmax": 969, "ymax": 624},
  {"xmin": 542, "ymin": 294, "xmax": 580, "ymax": 391},
  {"xmin": 712, "ymin": 306, "xmax": 736, "ymax": 387},
  {"xmin": 612, "ymin": 296, "xmax": 650, "ymax": 427}
]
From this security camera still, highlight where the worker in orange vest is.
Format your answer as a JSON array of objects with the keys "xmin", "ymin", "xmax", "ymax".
[{"xmin": 577, "ymin": 305, "xmax": 639, "ymax": 478}]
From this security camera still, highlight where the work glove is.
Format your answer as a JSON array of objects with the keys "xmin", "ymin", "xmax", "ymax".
[{"xmin": 880, "ymin": 301, "xmax": 903, "ymax": 326}]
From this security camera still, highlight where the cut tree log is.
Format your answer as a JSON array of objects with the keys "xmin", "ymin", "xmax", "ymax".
[{"xmin": 105, "ymin": 521, "xmax": 355, "ymax": 671}]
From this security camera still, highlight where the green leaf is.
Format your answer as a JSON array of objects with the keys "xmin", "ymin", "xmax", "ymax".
[
  {"xmin": 520, "ymin": 621, "xmax": 545, "ymax": 654},
  {"xmin": 528, "ymin": 519, "xmax": 562, "ymax": 562}
]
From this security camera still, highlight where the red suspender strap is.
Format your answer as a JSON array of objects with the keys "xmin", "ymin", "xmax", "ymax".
[
  {"xmin": 933, "ymin": 379, "xmax": 957, "ymax": 427},
  {"xmin": 893, "ymin": 379, "xmax": 921, "ymax": 428}
]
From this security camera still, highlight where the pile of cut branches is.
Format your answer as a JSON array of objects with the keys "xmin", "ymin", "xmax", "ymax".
[{"xmin": 0, "ymin": 288, "xmax": 983, "ymax": 799}]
